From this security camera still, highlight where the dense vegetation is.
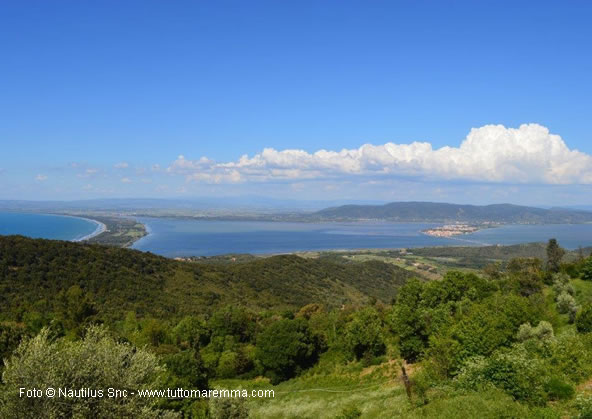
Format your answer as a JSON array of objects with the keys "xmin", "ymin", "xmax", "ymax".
[
  {"xmin": 86, "ymin": 216, "xmax": 147, "ymax": 247},
  {"xmin": 0, "ymin": 235, "xmax": 415, "ymax": 321},
  {"xmin": 1, "ymin": 235, "xmax": 592, "ymax": 418}
]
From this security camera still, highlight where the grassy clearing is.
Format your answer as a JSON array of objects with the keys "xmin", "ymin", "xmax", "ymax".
[
  {"xmin": 213, "ymin": 360, "xmax": 570, "ymax": 419},
  {"xmin": 340, "ymin": 252, "xmax": 483, "ymax": 281},
  {"xmin": 573, "ymin": 278, "xmax": 592, "ymax": 305},
  {"xmin": 214, "ymin": 362, "xmax": 410, "ymax": 419}
]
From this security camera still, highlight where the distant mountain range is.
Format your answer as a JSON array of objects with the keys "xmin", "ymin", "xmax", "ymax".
[
  {"xmin": 0, "ymin": 197, "xmax": 386, "ymax": 213},
  {"xmin": 312, "ymin": 202, "xmax": 592, "ymax": 224},
  {"xmin": 2, "ymin": 199, "xmax": 592, "ymax": 224}
]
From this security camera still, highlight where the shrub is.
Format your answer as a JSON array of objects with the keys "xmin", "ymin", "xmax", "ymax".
[
  {"xmin": 337, "ymin": 405, "xmax": 362, "ymax": 419},
  {"xmin": 552, "ymin": 279, "xmax": 575, "ymax": 299},
  {"xmin": 543, "ymin": 376, "xmax": 574, "ymax": 401},
  {"xmin": 216, "ymin": 351, "xmax": 239, "ymax": 378},
  {"xmin": 0, "ymin": 325, "xmax": 177, "ymax": 418},
  {"xmin": 516, "ymin": 321, "xmax": 554, "ymax": 343},
  {"xmin": 576, "ymin": 305, "xmax": 592, "ymax": 334},
  {"xmin": 582, "ymin": 257, "xmax": 592, "ymax": 281},
  {"xmin": 552, "ymin": 272, "xmax": 571, "ymax": 286},
  {"xmin": 549, "ymin": 332, "xmax": 592, "ymax": 383},
  {"xmin": 556, "ymin": 292, "xmax": 578, "ymax": 323},
  {"xmin": 208, "ymin": 393, "xmax": 249, "ymax": 419},
  {"xmin": 575, "ymin": 394, "xmax": 592, "ymax": 419},
  {"xmin": 454, "ymin": 345, "xmax": 549, "ymax": 405},
  {"xmin": 162, "ymin": 350, "xmax": 208, "ymax": 389},
  {"xmin": 0, "ymin": 323, "xmax": 27, "ymax": 369}
]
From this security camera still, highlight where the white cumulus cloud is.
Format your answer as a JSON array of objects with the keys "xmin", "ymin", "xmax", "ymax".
[
  {"xmin": 166, "ymin": 124, "xmax": 592, "ymax": 185},
  {"xmin": 35, "ymin": 174, "xmax": 48, "ymax": 181},
  {"xmin": 114, "ymin": 162, "xmax": 129, "ymax": 169}
]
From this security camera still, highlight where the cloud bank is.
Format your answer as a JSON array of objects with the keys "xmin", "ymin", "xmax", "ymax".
[{"xmin": 169, "ymin": 124, "xmax": 592, "ymax": 185}]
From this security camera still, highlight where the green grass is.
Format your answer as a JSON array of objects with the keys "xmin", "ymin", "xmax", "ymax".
[
  {"xmin": 573, "ymin": 279, "xmax": 592, "ymax": 305},
  {"xmin": 213, "ymin": 360, "xmax": 566, "ymax": 419},
  {"xmin": 214, "ymin": 362, "xmax": 410, "ymax": 419}
]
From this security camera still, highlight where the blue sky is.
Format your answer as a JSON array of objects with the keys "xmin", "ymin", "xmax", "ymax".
[{"xmin": 1, "ymin": 1, "xmax": 592, "ymax": 204}]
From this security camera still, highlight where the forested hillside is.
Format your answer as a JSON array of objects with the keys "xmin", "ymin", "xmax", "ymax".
[
  {"xmin": 2, "ymin": 235, "xmax": 592, "ymax": 418},
  {"xmin": 0, "ymin": 235, "xmax": 414, "ymax": 321},
  {"xmin": 313, "ymin": 201, "xmax": 592, "ymax": 223}
]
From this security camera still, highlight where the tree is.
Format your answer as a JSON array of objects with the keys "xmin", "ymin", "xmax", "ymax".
[
  {"xmin": 172, "ymin": 316, "xmax": 210, "ymax": 349},
  {"xmin": 55, "ymin": 285, "xmax": 97, "ymax": 336},
  {"xmin": 546, "ymin": 239, "xmax": 565, "ymax": 273},
  {"xmin": 256, "ymin": 319, "xmax": 320, "ymax": 383},
  {"xmin": 0, "ymin": 325, "xmax": 178, "ymax": 418},
  {"xmin": 160, "ymin": 350, "xmax": 209, "ymax": 416},
  {"xmin": 389, "ymin": 279, "xmax": 428, "ymax": 361},
  {"xmin": 344, "ymin": 307, "xmax": 385, "ymax": 360}
]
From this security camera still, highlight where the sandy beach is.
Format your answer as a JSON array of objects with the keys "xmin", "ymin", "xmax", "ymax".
[{"xmin": 73, "ymin": 218, "xmax": 107, "ymax": 242}]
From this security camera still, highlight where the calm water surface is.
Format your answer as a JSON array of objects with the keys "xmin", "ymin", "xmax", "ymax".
[
  {"xmin": 132, "ymin": 218, "xmax": 592, "ymax": 257},
  {"xmin": 0, "ymin": 212, "xmax": 98, "ymax": 241}
]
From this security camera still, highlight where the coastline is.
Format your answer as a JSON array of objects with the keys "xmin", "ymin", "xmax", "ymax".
[{"xmin": 73, "ymin": 217, "xmax": 107, "ymax": 242}]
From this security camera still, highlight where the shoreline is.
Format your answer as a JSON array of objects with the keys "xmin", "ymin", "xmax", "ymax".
[
  {"xmin": 128, "ymin": 217, "xmax": 151, "ymax": 248},
  {"xmin": 73, "ymin": 217, "xmax": 107, "ymax": 242}
]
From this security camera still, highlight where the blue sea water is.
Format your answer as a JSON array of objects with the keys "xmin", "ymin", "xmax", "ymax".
[
  {"xmin": 132, "ymin": 218, "xmax": 592, "ymax": 257},
  {"xmin": 3, "ymin": 212, "xmax": 591, "ymax": 257},
  {"xmin": 0, "ymin": 212, "xmax": 99, "ymax": 241}
]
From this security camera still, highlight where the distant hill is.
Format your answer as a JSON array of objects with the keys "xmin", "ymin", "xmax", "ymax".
[
  {"xmin": 313, "ymin": 202, "xmax": 592, "ymax": 223},
  {"xmin": 0, "ymin": 236, "xmax": 415, "ymax": 321}
]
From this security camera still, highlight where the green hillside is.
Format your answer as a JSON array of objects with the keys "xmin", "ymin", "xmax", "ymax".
[
  {"xmin": 313, "ymin": 201, "xmax": 592, "ymax": 223},
  {"xmin": 2, "ymin": 235, "xmax": 592, "ymax": 418},
  {"xmin": 0, "ymin": 235, "xmax": 415, "ymax": 321}
]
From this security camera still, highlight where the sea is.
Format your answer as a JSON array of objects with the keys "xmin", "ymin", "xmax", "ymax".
[
  {"xmin": 2, "ymin": 212, "xmax": 592, "ymax": 257},
  {"xmin": 0, "ymin": 212, "xmax": 101, "ymax": 241}
]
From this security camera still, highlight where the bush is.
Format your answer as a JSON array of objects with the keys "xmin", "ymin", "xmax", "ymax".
[
  {"xmin": 0, "ymin": 325, "xmax": 177, "ymax": 418},
  {"xmin": 549, "ymin": 332, "xmax": 592, "ymax": 383},
  {"xmin": 337, "ymin": 405, "xmax": 362, "ymax": 419},
  {"xmin": 216, "ymin": 351, "xmax": 239, "ymax": 378},
  {"xmin": 552, "ymin": 272, "xmax": 571, "ymax": 286},
  {"xmin": 208, "ymin": 394, "xmax": 249, "ymax": 419},
  {"xmin": 410, "ymin": 389, "xmax": 553, "ymax": 418},
  {"xmin": 543, "ymin": 376, "xmax": 574, "ymax": 401},
  {"xmin": 575, "ymin": 394, "xmax": 592, "ymax": 419},
  {"xmin": 162, "ymin": 350, "xmax": 208, "ymax": 389},
  {"xmin": 582, "ymin": 257, "xmax": 592, "ymax": 281},
  {"xmin": 552, "ymin": 278, "xmax": 575, "ymax": 299},
  {"xmin": 576, "ymin": 305, "xmax": 592, "ymax": 334},
  {"xmin": 454, "ymin": 345, "xmax": 549, "ymax": 405},
  {"xmin": 0, "ymin": 323, "xmax": 27, "ymax": 369},
  {"xmin": 556, "ymin": 293, "xmax": 578, "ymax": 323},
  {"xmin": 517, "ymin": 321, "xmax": 554, "ymax": 342}
]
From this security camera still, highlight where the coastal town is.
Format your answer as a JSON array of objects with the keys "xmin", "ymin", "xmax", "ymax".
[{"xmin": 422, "ymin": 224, "xmax": 482, "ymax": 238}]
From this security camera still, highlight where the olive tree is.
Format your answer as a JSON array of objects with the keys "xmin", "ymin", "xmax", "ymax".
[{"xmin": 0, "ymin": 325, "xmax": 178, "ymax": 418}]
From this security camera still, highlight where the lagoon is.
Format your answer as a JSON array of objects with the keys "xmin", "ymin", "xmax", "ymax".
[{"xmin": 131, "ymin": 218, "xmax": 592, "ymax": 257}]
